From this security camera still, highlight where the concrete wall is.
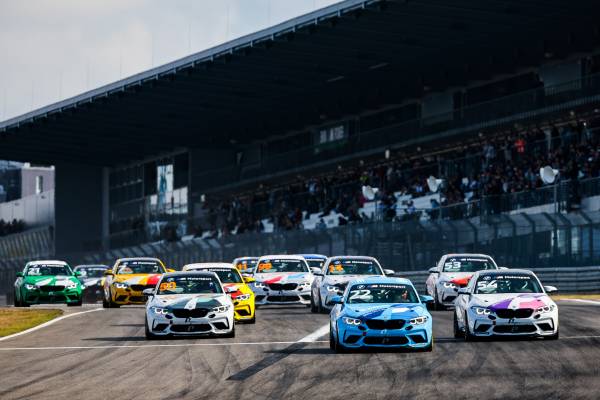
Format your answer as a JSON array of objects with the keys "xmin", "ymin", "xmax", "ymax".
[
  {"xmin": 0, "ymin": 190, "xmax": 54, "ymax": 227},
  {"xmin": 54, "ymin": 164, "xmax": 108, "ymax": 255},
  {"xmin": 21, "ymin": 167, "xmax": 55, "ymax": 198}
]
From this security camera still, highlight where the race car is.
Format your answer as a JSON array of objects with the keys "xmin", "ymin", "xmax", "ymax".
[
  {"xmin": 183, "ymin": 262, "xmax": 256, "ymax": 323},
  {"xmin": 144, "ymin": 271, "xmax": 235, "ymax": 339},
  {"xmin": 298, "ymin": 254, "xmax": 327, "ymax": 272},
  {"xmin": 329, "ymin": 276, "xmax": 434, "ymax": 352},
  {"xmin": 102, "ymin": 257, "xmax": 170, "ymax": 308},
  {"xmin": 14, "ymin": 260, "xmax": 83, "ymax": 307},
  {"xmin": 233, "ymin": 256, "xmax": 259, "ymax": 275},
  {"xmin": 73, "ymin": 264, "xmax": 109, "ymax": 302},
  {"xmin": 426, "ymin": 253, "xmax": 499, "ymax": 310},
  {"xmin": 311, "ymin": 256, "xmax": 394, "ymax": 313},
  {"xmin": 454, "ymin": 269, "xmax": 559, "ymax": 340},
  {"xmin": 251, "ymin": 255, "xmax": 314, "ymax": 306}
]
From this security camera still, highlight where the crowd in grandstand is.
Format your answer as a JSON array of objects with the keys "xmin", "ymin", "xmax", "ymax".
[
  {"xmin": 192, "ymin": 117, "xmax": 598, "ymax": 238},
  {"xmin": 0, "ymin": 219, "xmax": 26, "ymax": 237}
]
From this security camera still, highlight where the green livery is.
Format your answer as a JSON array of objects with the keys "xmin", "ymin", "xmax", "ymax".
[{"xmin": 14, "ymin": 260, "xmax": 83, "ymax": 307}]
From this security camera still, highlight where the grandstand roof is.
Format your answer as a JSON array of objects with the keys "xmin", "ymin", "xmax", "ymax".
[{"xmin": 1, "ymin": 0, "xmax": 599, "ymax": 166}]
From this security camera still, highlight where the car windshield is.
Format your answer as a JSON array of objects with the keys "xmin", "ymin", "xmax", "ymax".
[
  {"xmin": 116, "ymin": 260, "xmax": 164, "ymax": 274},
  {"xmin": 326, "ymin": 258, "xmax": 383, "ymax": 275},
  {"xmin": 475, "ymin": 274, "xmax": 543, "ymax": 294},
  {"xmin": 256, "ymin": 259, "xmax": 308, "ymax": 273},
  {"xmin": 346, "ymin": 283, "xmax": 419, "ymax": 304},
  {"xmin": 75, "ymin": 267, "xmax": 106, "ymax": 278},
  {"xmin": 235, "ymin": 259, "xmax": 258, "ymax": 272},
  {"xmin": 442, "ymin": 257, "xmax": 496, "ymax": 273},
  {"xmin": 306, "ymin": 259, "xmax": 326, "ymax": 270},
  {"xmin": 157, "ymin": 275, "xmax": 223, "ymax": 295},
  {"xmin": 26, "ymin": 264, "xmax": 71, "ymax": 276},
  {"xmin": 203, "ymin": 268, "xmax": 243, "ymax": 284}
]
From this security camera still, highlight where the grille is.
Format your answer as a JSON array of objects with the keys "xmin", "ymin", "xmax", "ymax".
[
  {"xmin": 172, "ymin": 308, "xmax": 209, "ymax": 319},
  {"xmin": 268, "ymin": 283, "xmax": 298, "ymax": 291},
  {"xmin": 130, "ymin": 284, "xmax": 155, "ymax": 292},
  {"xmin": 39, "ymin": 285, "xmax": 65, "ymax": 292},
  {"xmin": 170, "ymin": 324, "xmax": 211, "ymax": 333},
  {"xmin": 365, "ymin": 319, "xmax": 405, "ymax": 330},
  {"xmin": 267, "ymin": 295, "xmax": 300, "ymax": 302},
  {"xmin": 363, "ymin": 336, "xmax": 408, "ymax": 345},
  {"xmin": 345, "ymin": 335, "xmax": 361, "ymax": 344},
  {"xmin": 493, "ymin": 324, "xmax": 537, "ymax": 334},
  {"xmin": 236, "ymin": 308, "xmax": 251, "ymax": 316},
  {"xmin": 495, "ymin": 308, "xmax": 533, "ymax": 319},
  {"xmin": 408, "ymin": 334, "xmax": 427, "ymax": 344},
  {"xmin": 213, "ymin": 322, "xmax": 229, "ymax": 330}
]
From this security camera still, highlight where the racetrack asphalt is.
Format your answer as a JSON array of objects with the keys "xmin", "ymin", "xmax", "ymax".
[{"xmin": 0, "ymin": 301, "xmax": 599, "ymax": 400}]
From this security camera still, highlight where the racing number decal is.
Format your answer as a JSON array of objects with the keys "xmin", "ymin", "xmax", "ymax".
[
  {"xmin": 237, "ymin": 262, "xmax": 247, "ymax": 271},
  {"xmin": 349, "ymin": 289, "xmax": 371, "ymax": 301},
  {"xmin": 329, "ymin": 264, "xmax": 344, "ymax": 273},
  {"xmin": 159, "ymin": 281, "xmax": 177, "ymax": 291},
  {"xmin": 258, "ymin": 262, "xmax": 272, "ymax": 272}
]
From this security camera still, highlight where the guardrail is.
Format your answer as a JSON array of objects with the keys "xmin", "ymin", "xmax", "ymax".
[{"xmin": 395, "ymin": 266, "xmax": 600, "ymax": 294}]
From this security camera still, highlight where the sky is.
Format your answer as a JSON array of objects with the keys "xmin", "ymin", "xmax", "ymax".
[{"xmin": 0, "ymin": 0, "xmax": 340, "ymax": 122}]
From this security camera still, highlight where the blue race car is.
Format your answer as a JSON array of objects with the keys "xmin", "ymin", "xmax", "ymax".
[{"xmin": 329, "ymin": 276, "xmax": 434, "ymax": 352}]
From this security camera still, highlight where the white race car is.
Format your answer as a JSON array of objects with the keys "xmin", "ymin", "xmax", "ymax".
[
  {"xmin": 454, "ymin": 269, "xmax": 559, "ymax": 340},
  {"xmin": 251, "ymin": 255, "xmax": 313, "ymax": 306},
  {"xmin": 144, "ymin": 271, "xmax": 235, "ymax": 339},
  {"xmin": 426, "ymin": 253, "xmax": 499, "ymax": 310},
  {"xmin": 311, "ymin": 256, "xmax": 394, "ymax": 313}
]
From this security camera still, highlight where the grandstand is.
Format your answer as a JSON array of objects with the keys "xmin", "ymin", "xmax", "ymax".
[{"xmin": 0, "ymin": 0, "xmax": 600, "ymax": 285}]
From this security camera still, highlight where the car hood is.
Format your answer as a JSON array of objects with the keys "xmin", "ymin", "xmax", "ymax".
[
  {"xmin": 343, "ymin": 303, "xmax": 427, "ymax": 320},
  {"xmin": 253, "ymin": 272, "xmax": 313, "ymax": 284},
  {"xmin": 151, "ymin": 293, "xmax": 230, "ymax": 309},
  {"xmin": 113, "ymin": 274, "xmax": 162, "ymax": 286},
  {"xmin": 322, "ymin": 275, "xmax": 381, "ymax": 286},
  {"xmin": 222, "ymin": 282, "xmax": 253, "ymax": 298},
  {"xmin": 471, "ymin": 293, "xmax": 554, "ymax": 310},
  {"xmin": 24, "ymin": 275, "xmax": 79, "ymax": 287}
]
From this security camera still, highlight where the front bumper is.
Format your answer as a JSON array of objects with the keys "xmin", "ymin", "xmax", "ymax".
[
  {"xmin": 469, "ymin": 312, "xmax": 558, "ymax": 337},
  {"xmin": 82, "ymin": 285, "xmax": 103, "ymax": 299},
  {"xmin": 254, "ymin": 286, "xmax": 311, "ymax": 305},
  {"xmin": 23, "ymin": 288, "xmax": 81, "ymax": 304},
  {"xmin": 338, "ymin": 320, "xmax": 432, "ymax": 349},
  {"xmin": 232, "ymin": 298, "xmax": 255, "ymax": 321},
  {"xmin": 147, "ymin": 312, "xmax": 234, "ymax": 336},
  {"xmin": 438, "ymin": 286, "xmax": 459, "ymax": 306},
  {"xmin": 111, "ymin": 286, "xmax": 154, "ymax": 304}
]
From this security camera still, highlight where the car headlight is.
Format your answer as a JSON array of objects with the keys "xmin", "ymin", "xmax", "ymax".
[
  {"xmin": 471, "ymin": 306, "xmax": 491, "ymax": 316},
  {"xmin": 235, "ymin": 294, "xmax": 251, "ymax": 301},
  {"xmin": 66, "ymin": 281, "xmax": 78, "ymax": 289},
  {"xmin": 114, "ymin": 282, "xmax": 129, "ymax": 289},
  {"xmin": 342, "ymin": 317, "xmax": 361, "ymax": 326},
  {"xmin": 25, "ymin": 284, "xmax": 37, "ymax": 290},
  {"xmin": 152, "ymin": 307, "xmax": 169, "ymax": 315},
  {"xmin": 327, "ymin": 285, "xmax": 340, "ymax": 292},
  {"xmin": 536, "ymin": 304, "xmax": 556, "ymax": 313},
  {"xmin": 211, "ymin": 305, "xmax": 230, "ymax": 313},
  {"xmin": 254, "ymin": 282, "xmax": 266, "ymax": 289},
  {"xmin": 443, "ymin": 282, "xmax": 457, "ymax": 289},
  {"xmin": 409, "ymin": 316, "xmax": 428, "ymax": 325}
]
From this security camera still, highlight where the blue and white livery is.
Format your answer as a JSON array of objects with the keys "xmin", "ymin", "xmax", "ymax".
[{"xmin": 329, "ymin": 276, "xmax": 434, "ymax": 352}]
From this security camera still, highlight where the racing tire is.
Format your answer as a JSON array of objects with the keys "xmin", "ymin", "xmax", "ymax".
[
  {"xmin": 108, "ymin": 290, "xmax": 120, "ymax": 308},
  {"xmin": 545, "ymin": 328, "xmax": 559, "ymax": 340},
  {"xmin": 453, "ymin": 311, "xmax": 462, "ymax": 339},
  {"xmin": 333, "ymin": 326, "xmax": 347, "ymax": 353},
  {"xmin": 222, "ymin": 323, "xmax": 236, "ymax": 338},
  {"xmin": 329, "ymin": 328, "xmax": 335, "ymax": 351},
  {"xmin": 463, "ymin": 313, "xmax": 476, "ymax": 342},
  {"xmin": 144, "ymin": 316, "xmax": 159, "ymax": 340},
  {"xmin": 68, "ymin": 298, "xmax": 83, "ymax": 307},
  {"xmin": 434, "ymin": 291, "xmax": 445, "ymax": 311},
  {"xmin": 245, "ymin": 316, "xmax": 256, "ymax": 324},
  {"xmin": 310, "ymin": 295, "xmax": 318, "ymax": 313},
  {"xmin": 102, "ymin": 295, "xmax": 110, "ymax": 308},
  {"xmin": 13, "ymin": 292, "xmax": 20, "ymax": 307},
  {"xmin": 419, "ymin": 336, "xmax": 434, "ymax": 352}
]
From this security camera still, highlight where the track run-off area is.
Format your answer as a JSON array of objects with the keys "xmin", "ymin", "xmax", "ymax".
[{"xmin": 0, "ymin": 301, "xmax": 599, "ymax": 400}]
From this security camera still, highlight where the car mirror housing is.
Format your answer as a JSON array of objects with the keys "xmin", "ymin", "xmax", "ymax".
[
  {"xmin": 243, "ymin": 276, "xmax": 255, "ymax": 283},
  {"xmin": 104, "ymin": 270, "xmax": 114, "ymax": 276},
  {"xmin": 167, "ymin": 268, "xmax": 176, "ymax": 273},
  {"xmin": 383, "ymin": 269, "xmax": 395, "ymax": 276},
  {"xmin": 544, "ymin": 285, "xmax": 558, "ymax": 293},
  {"xmin": 309, "ymin": 267, "xmax": 321, "ymax": 275},
  {"xmin": 16, "ymin": 272, "xmax": 23, "ymax": 278},
  {"xmin": 326, "ymin": 295, "xmax": 343, "ymax": 306},
  {"xmin": 428, "ymin": 267, "xmax": 439, "ymax": 274},
  {"xmin": 74, "ymin": 271, "xmax": 82, "ymax": 277},
  {"xmin": 142, "ymin": 288, "xmax": 154, "ymax": 296},
  {"xmin": 419, "ymin": 295, "xmax": 434, "ymax": 304},
  {"xmin": 457, "ymin": 288, "xmax": 470, "ymax": 296}
]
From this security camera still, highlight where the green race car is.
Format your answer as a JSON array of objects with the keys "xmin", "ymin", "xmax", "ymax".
[{"xmin": 14, "ymin": 260, "xmax": 83, "ymax": 307}]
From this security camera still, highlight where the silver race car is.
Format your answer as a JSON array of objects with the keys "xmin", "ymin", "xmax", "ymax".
[
  {"xmin": 144, "ymin": 271, "xmax": 235, "ymax": 339},
  {"xmin": 454, "ymin": 269, "xmax": 559, "ymax": 340},
  {"xmin": 311, "ymin": 256, "xmax": 394, "ymax": 313},
  {"xmin": 251, "ymin": 255, "xmax": 314, "ymax": 306},
  {"xmin": 426, "ymin": 253, "xmax": 499, "ymax": 310}
]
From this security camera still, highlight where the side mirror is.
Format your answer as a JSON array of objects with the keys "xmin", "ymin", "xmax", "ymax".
[
  {"xmin": 419, "ymin": 295, "xmax": 434, "ymax": 304},
  {"xmin": 104, "ymin": 270, "xmax": 114, "ymax": 276},
  {"xmin": 142, "ymin": 288, "xmax": 154, "ymax": 296},
  {"xmin": 167, "ymin": 268, "xmax": 176, "ymax": 273},
  {"xmin": 74, "ymin": 271, "xmax": 82, "ymax": 277},
  {"xmin": 16, "ymin": 272, "xmax": 23, "ymax": 277},
  {"xmin": 326, "ymin": 295, "xmax": 343, "ymax": 306},
  {"xmin": 457, "ymin": 288, "xmax": 470, "ymax": 296},
  {"xmin": 428, "ymin": 267, "xmax": 439, "ymax": 274},
  {"xmin": 243, "ymin": 276, "xmax": 255, "ymax": 283},
  {"xmin": 225, "ymin": 286, "xmax": 237, "ymax": 294},
  {"xmin": 383, "ymin": 269, "xmax": 395, "ymax": 276},
  {"xmin": 499, "ymin": 266, "xmax": 509, "ymax": 270},
  {"xmin": 310, "ymin": 267, "xmax": 321, "ymax": 275},
  {"xmin": 544, "ymin": 285, "xmax": 558, "ymax": 294}
]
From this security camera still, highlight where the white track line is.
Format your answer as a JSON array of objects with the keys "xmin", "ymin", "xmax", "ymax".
[
  {"xmin": 0, "ymin": 308, "xmax": 103, "ymax": 342},
  {"xmin": 0, "ymin": 340, "xmax": 329, "ymax": 351},
  {"xmin": 298, "ymin": 324, "xmax": 329, "ymax": 343},
  {"xmin": 560, "ymin": 299, "xmax": 600, "ymax": 305}
]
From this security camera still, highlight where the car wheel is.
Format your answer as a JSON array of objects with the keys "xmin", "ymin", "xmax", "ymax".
[
  {"xmin": 453, "ymin": 311, "xmax": 462, "ymax": 339},
  {"xmin": 13, "ymin": 291, "xmax": 20, "ymax": 307},
  {"xmin": 318, "ymin": 293, "xmax": 326, "ymax": 314},
  {"xmin": 108, "ymin": 290, "xmax": 120, "ymax": 308},
  {"xmin": 334, "ymin": 326, "xmax": 347, "ymax": 353},
  {"xmin": 68, "ymin": 297, "xmax": 83, "ymax": 307},
  {"xmin": 246, "ymin": 315, "xmax": 256, "ymax": 324},
  {"xmin": 310, "ymin": 294, "xmax": 318, "ymax": 313},
  {"xmin": 464, "ymin": 313, "xmax": 475, "ymax": 342},
  {"xmin": 419, "ymin": 336, "xmax": 434, "ymax": 352},
  {"xmin": 144, "ymin": 316, "xmax": 158, "ymax": 340},
  {"xmin": 434, "ymin": 290, "xmax": 444, "ymax": 311},
  {"xmin": 329, "ymin": 326, "xmax": 335, "ymax": 351},
  {"xmin": 545, "ymin": 328, "xmax": 559, "ymax": 340},
  {"xmin": 102, "ymin": 293, "xmax": 110, "ymax": 308}
]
